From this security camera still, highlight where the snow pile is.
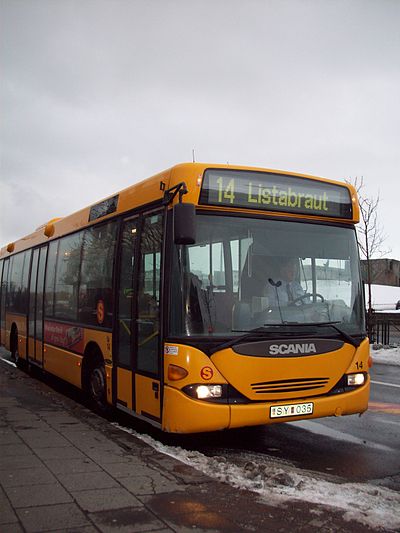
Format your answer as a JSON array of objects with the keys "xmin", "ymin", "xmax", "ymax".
[
  {"xmin": 371, "ymin": 345, "xmax": 400, "ymax": 367},
  {"xmin": 115, "ymin": 424, "xmax": 400, "ymax": 532}
]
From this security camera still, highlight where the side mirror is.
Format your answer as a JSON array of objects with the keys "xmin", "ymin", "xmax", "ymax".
[{"xmin": 173, "ymin": 203, "xmax": 196, "ymax": 245}]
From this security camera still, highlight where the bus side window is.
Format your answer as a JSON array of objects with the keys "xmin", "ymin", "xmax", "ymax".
[
  {"xmin": 79, "ymin": 221, "xmax": 117, "ymax": 328},
  {"xmin": 54, "ymin": 232, "xmax": 83, "ymax": 321}
]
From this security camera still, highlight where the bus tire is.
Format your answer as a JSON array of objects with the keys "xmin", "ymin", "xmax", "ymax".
[{"xmin": 83, "ymin": 351, "xmax": 111, "ymax": 416}]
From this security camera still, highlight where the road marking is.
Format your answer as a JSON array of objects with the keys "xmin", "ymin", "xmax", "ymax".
[
  {"xmin": 371, "ymin": 379, "xmax": 400, "ymax": 389},
  {"xmin": 0, "ymin": 357, "xmax": 16, "ymax": 367},
  {"xmin": 368, "ymin": 401, "xmax": 400, "ymax": 414}
]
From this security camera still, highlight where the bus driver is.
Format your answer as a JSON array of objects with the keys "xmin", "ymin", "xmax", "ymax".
[{"xmin": 266, "ymin": 257, "xmax": 306, "ymax": 306}]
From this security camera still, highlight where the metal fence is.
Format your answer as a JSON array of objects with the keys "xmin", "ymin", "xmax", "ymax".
[{"xmin": 368, "ymin": 312, "xmax": 400, "ymax": 345}]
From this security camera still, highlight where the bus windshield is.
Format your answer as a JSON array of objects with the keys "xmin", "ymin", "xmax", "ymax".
[{"xmin": 170, "ymin": 214, "xmax": 365, "ymax": 337}]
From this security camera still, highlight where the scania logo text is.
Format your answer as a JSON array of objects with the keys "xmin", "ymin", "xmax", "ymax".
[{"xmin": 268, "ymin": 343, "xmax": 317, "ymax": 355}]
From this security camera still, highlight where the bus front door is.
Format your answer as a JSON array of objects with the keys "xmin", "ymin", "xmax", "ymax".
[
  {"xmin": 116, "ymin": 212, "xmax": 163, "ymax": 424},
  {"xmin": 27, "ymin": 245, "xmax": 47, "ymax": 366},
  {"xmin": 134, "ymin": 211, "xmax": 163, "ymax": 423}
]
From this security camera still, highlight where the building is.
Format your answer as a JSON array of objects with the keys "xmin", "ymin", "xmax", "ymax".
[{"xmin": 361, "ymin": 258, "xmax": 400, "ymax": 286}]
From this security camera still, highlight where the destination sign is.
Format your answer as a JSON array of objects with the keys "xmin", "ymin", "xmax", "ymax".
[
  {"xmin": 89, "ymin": 195, "xmax": 119, "ymax": 222},
  {"xmin": 199, "ymin": 170, "xmax": 352, "ymax": 219}
]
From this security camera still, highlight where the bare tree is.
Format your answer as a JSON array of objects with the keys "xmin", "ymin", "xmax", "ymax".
[{"xmin": 348, "ymin": 177, "xmax": 390, "ymax": 334}]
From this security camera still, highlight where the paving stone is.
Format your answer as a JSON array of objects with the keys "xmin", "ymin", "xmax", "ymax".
[
  {"xmin": 0, "ymin": 443, "xmax": 34, "ymax": 457},
  {"xmin": 61, "ymin": 430, "xmax": 114, "ymax": 447},
  {"xmin": 71, "ymin": 487, "xmax": 142, "ymax": 512},
  {"xmin": 34, "ymin": 446, "xmax": 86, "ymax": 460},
  {"xmin": 51, "ymin": 526, "xmax": 98, "ymax": 533},
  {"xmin": 5, "ymin": 482, "xmax": 73, "ymax": 508},
  {"xmin": 36, "ymin": 409, "xmax": 61, "ymax": 416},
  {"xmin": 17, "ymin": 503, "xmax": 90, "ymax": 532},
  {"xmin": 0, "ymin": 431, "xmax": 23, "ymax": 445},
  {"xmin": 13, "ymin": 420, "xmax": 51, "ymax": 430},
  {"xmin": 53, "ymin": 423, "xmax": 91, "ymax": 433},
  {"xmin": 101, "ymin": 461, "xmax": 158, "ymax": 478},
  {"xmin": 45, "ymin": 457, "xmax": 102, "ymax": 475},
  {"xmin": 5, "ymin": 411, "xmax": 40, "ymax": 422},
  {"xmin": 51, "ymin": 526, "xmax": 99, "ymax": 533},
  {"xmin": 0, "ymin": 486, "xmax": 19, "ymax": 525},
  {"xmin": 56, "ymin": 471, "xmax": 119, "ymax": 491},
  {"xmin": 119, "ymin": 474, "xmax": 184, "ymax": 496},
  {"xmin": 39, "ymin": 414, "xmax": 80, "ymax": 424},
  {"xmin": 18, "ymin": 433, "xmax": 72, "ymax": 449},
  {"xmin": 0, "ymin": 454, "xmax": 43, "ymax": 471},
  {"xmin": 16, "ymin": 428, "xmax": 59, "ymax": 439},
  {"xmin": 0, "ymin": 467, "xmax": 57, "ymax": 487},
  {"xmin": 139, "ymin": 530, "xmax": 171, "ymax": 533},
  {"xmin": 0, "ymin": 523, "xmax": 25, "ymax": 533},
  {"xmin": 0, "ymin": 398, "xmax": 18, "ymax": 406},
  {"xmin": 83, "ymin": 450, "xmax": 132, "ymax": 464},
  {"xmin": 89, "ymin": 507, "xmax": 167, "ymax": 533}
]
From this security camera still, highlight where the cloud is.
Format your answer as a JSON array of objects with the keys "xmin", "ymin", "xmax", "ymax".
[{"xmin": 1, "ymin": 0, "xmax": 400, "ymax": 257}]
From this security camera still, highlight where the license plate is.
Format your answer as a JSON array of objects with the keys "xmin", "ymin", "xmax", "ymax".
[{"xmin": 270, "ymin": 402, "xmax": 314, "ymax": 419}]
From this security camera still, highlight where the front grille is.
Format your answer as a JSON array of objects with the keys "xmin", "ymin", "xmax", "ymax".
[{"xmin": 251, "ymin": 377, "xmax": 329, "ymax": 394}]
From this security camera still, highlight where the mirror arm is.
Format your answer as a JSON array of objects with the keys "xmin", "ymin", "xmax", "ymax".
[{"xmin": 163, "ymin": 182, "xmax": 188, "ymax": 205}]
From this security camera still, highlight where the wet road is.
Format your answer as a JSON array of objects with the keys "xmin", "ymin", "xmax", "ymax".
[{"xmin": 169, "ymin": 363, "xmax": 400, "ymax": 490}]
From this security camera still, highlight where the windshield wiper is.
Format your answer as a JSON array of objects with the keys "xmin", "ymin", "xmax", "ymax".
[{"xmin": 274, "ymin": 321, "xmax": 361, "ymax": 347}]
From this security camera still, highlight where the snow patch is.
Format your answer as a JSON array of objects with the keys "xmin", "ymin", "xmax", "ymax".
[
  {"xmin": 0, "ymin": 357, "xmax": 17, "ymax": 368},
  {"xmin": 371, "ymin": 346, "xmax": 400, "ymax": 367},
  {"xmin": 114, "ymin": 424, "xmax": 400, "ymax": 531}
]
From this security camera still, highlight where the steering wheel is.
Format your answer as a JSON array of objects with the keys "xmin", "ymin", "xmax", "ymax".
[{"xmin": 290, "ymin": 292, "xmax": 325, "ymax": 305}]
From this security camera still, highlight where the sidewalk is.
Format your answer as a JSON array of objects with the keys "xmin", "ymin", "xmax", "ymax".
[{"xmin": 0, "ymin": 356, "xmax": 378, "ymax": 533}]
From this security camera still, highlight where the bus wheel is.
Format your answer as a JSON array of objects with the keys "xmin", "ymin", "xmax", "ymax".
[{"xmin": 86, "ymin": 362, "xmax": 110, "ymax": 415}]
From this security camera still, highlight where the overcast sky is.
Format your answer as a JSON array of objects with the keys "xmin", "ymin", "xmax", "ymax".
[{"xmin": 1, "ymin": 0, "xmax": 399, "ymax": 259}]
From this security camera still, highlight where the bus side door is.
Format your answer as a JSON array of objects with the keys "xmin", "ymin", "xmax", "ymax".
[
  {"xmin": 27, "ymin": 245, "xmax": 48, "ymax": 365},
  {"xmin": 0, "ymin": 258, "xmax": 9, "ymax": 346}
]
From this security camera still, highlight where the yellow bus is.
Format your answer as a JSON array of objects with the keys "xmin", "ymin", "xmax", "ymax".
[{"xmin": 0, "ymin": 163, "xmax": 370, "ymax": 432}]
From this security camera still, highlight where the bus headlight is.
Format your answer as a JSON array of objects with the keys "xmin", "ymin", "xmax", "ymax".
[
  {"xmin": 182, "ymin": 383, "xmax": 227, "ymax": 402},
  {"xmin": 196, "ymin": 385, "xmax": 223, "ymax": 399},
  {"xmin": 346, "ymin": 373, "xmax": 365, "ymax": 386}
]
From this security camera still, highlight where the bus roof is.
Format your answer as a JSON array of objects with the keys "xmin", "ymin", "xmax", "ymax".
[{"xmin": 0, "ymin": 162, "xmax": 359, "ymax": 258}]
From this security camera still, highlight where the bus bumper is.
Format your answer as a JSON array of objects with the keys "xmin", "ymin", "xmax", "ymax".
[
  {"xmin": 162, "ymin": 381, "xmax": 370, "ymax": 434},
  {"xmin": 229, "ymin": 380, "xmax": 370, "ymax": 429}
]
